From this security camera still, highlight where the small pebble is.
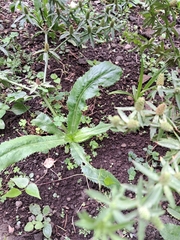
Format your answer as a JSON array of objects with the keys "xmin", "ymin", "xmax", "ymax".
[
  {"xmin": 15, "ymin": 201, "xmax": 23, "ymax": 208},
  {"xmin": 121, "ymin": 143, "xmax": 127, "ymax": 148},
  {"xmin": 124, "ymin": 44, "xmax": 132, "ymax": 50}
]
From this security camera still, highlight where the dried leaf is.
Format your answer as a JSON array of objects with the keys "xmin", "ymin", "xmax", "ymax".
[
  {"xmin": 8, "ymin": 225, "xmax": 14, "ymax": 234},
  {"xmin": 43, "ymin": 158, "xmax": 56, "ymax": 169}
]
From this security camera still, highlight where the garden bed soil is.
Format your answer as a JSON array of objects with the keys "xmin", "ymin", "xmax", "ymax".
[{"xmin": 0, "ymin": 1, "xmax": 178, "ymax": 240}]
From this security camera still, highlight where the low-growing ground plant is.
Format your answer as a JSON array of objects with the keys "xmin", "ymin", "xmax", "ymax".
[
  {"xmin": 123, "ymin": 0, "xmax": 180, "ymax": 66},
  {"xmin": 24, "ymin": 203, "xmax": 52, "ymax": 239},
  {"xmin": 0, "ymin": 175, "xmax": 41, "ymax": 203},
  {"xmin": 1, "ymin": 1, "xmax": 180, "ymax": 239},
  {"xmin": 76, "ymin": 61, "xmax": 180, "ymax": 239},
  {"xmin": 10, "ymin": 0, "xmax": 131, "ymax": 48},
  {"xmin": 0, "ymin": 61, "xmax": 122, "ymax": 189}
]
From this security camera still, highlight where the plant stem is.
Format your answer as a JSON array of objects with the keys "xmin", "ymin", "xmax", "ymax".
[
  {"xmin": 136, "ymin": 58, "xmax": 144, "ymax": 101},
  {"xmin": 168, "ymin": 33, "xmax": 176, "ymax": 53},
  {"xmin": 42, "ymin": 95, "xmax": 57, "ymax": 117},
  {"xmin": 2, "ymin": 79, "xmax": 32, "ymax": 92},
  {"xmin": 43, "ymin": 32, "xmax": 49, "ymax": 84},
  {"xmin": 54, "ymin": 37, "xmax": 70, "ymax": 51}
]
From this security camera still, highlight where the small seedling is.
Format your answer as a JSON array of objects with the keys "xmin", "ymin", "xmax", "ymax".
[
  {"xmin": 50, "ymin": 73, "xmax": 61, "ymax": 84},
  {"xmin": 79, "ymin": 228, "xmax": 91, "ymax": 237},
  {"xmin": 13, "ymin": 166, "xmax": 21, "ymax": 174},
  {"xmin": 127, "ymin": 167, "xmax": 136, "ymax": 181},
  {"xmin": 60, "ymin": 208, "xmax": 65, "ymax": 218},
  {"xmin": 0, "ymin": 176, "xmax": 41, "ymax": 202},
  {"xmin": 128, "ymin": 151, "xmax": 149, "ymax": 181},
  {"xmin": 64, "ymin": 158, "xmax": 78, "ymax": 170},
  {"xmin": 89, "ymin": 140, "xmax": 99, "ymax": 157},
  {"xmin": 24, "ymin": 204, "xmax": 52, "ymax": 239},
  {"xmin": 19, "ymin": 119, "xmax": 27, "ymax": 129},
  {"xmin": 143, "ymin": 144, "xmax": 159, "ymax": 163}
]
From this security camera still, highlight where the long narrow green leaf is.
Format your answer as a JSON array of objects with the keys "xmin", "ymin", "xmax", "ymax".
[
  {"xmin": 136, "ymin": 58, "xmax": 144, "ymax": 101},
  {"xmin": 133, "ymin": 161, "xmax": 159, "ymax": 181},
  {"xmin": 0, "ymin": 135, "xmax": 66, "ymax": 171},
  {"xmin": 0, "ymin": 46, "xmax": 9, "ymax": 56},
  {"xmin": 67, "ymin": 61, "xmax": 122, "ymax": 134},
  {"xmin": 142, "ymin": 65, "xmax": 166, "ymax": 92},
  {"xmin": 73, "ymin": 122, "xmax": 111, "ymax": 143},
  {"xmin": 109, "ymin": 90, "xmax": 133, "ymax": 97},
  {"xmin": 70, "ymin": 142, "xmax": 121, "ymax": 189},
  {"xmin": 167, "ymin": 207, "xmax": 180, "ymax": 220},
  {"xmin": 138, "ymin": 219, "xmax": 147, "ymax": 240},
  {"xmin": 157, "ymin": 138, "xmax": 180, "ymax": 150}
]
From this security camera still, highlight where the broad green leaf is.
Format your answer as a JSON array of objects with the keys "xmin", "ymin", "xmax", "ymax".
[
  {"xmin": 36, "ymin": 214, "xmax": 43, "ymax": 222},
  {"xmin": 11, "ymin": 102, "xmax": 30, "ymax": 115},
  {"xmin": 35, "ymin": 221, "xmax": 43, "ymax": 230},
  {"xmin": 0, "ymin": 110, "xmax": 6, "ymax": 118},
  {"xmin": 67, "ymin": 61, "xmax": 122, "ymax": 134},
  {"xmin": 24, "ymin": 222, "xmax": 34, "ymax": 232},
  {"xmin": 43, "ymin": 222, "xmax": 52, "ymax": 239},
  {"xmin": 36, "ymin": 71, "xmax": 44, "ymax": 79},
  {"xmin": 25, "ymin": 183, "xmax": 41, "ymax": 199},
  {"xmin": 7, "ymin": 91, "xmax": 27, "ymax": 101},
  {"xmin": 43, "ymin": 205, "xmax": 51, "ymax": 216},
  {"xmin": 4, "ymin": 188, "xmax": 22, "ymax": 198},
  {"xmin": 70, "ymin": 142, "xmax": 121, "ymax": 189},
  {"xmin": 157, "ymin": 138, "xmax": 180, "ymax": 150},
  {"xmin": 160, "ymin": 223, "xmax": 180, "ymax": 240},
  {"xmin": 0, "ymin": 135, "xmax": 66, "ymax": 171},
  {"xmin": 11, "ymin": 177, "xmax": 29, "ymax": 188},
  {"xmin": 73, "ymin": 122, "xmax": 111, "ymax": 143},
  {"xmin": 50, "ymin": 73, "xmax": 57, "ymax": 80},
  {"xmin": 0, "ymin": 102, "xmax": 9, "ymax": 110},
  {"xmin": 98, "ymin": 169, "xmax": 121, "ymax": 189},
  {"xmin": 32, "ymin": 113, "xmax": 63, "ymax": 135},
  {"xmin": 29, "ymin": 203, "xmax": 41, "ymax": 215}
]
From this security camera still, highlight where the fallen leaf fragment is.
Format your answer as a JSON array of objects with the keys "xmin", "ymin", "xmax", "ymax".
[
  {"xmin": 8, "ymin": 225, "xmax": 14, "ymax": 234},
  {"xmin": 43, "ymin": 158, "xmax": 56, "ymax": 169}
]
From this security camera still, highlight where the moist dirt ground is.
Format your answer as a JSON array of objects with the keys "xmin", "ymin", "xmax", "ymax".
[{"xmin": 0, "ymin": 2, "xmax": 179, "ymax": 240}]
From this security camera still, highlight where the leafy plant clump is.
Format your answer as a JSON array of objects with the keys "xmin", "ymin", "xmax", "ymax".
[
  {"xmin": 24, "ymin": 204, "xmax": 52, "ymax": 239},
  {"xmin": 0, "ymin": 61, "xmax": 122, "ymax": 189},
  {"xmin": 1, "ymin": 1, "xmax": 180, "ymax": 239}
]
